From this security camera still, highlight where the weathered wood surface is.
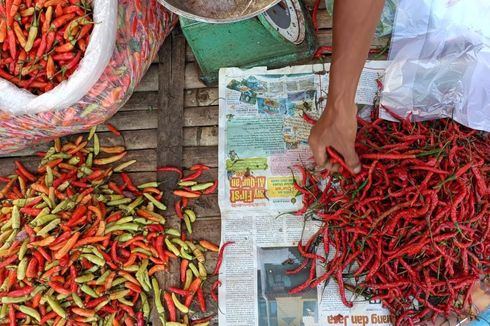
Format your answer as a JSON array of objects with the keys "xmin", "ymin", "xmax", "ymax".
[{"xmin": 154, "ymin": 29, "xmax": 186, "ymax": 325}]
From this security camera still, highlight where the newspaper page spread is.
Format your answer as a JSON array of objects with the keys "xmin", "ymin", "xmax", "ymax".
[{"xmin": 218, "ymin": 62, "xmax": 393, "ymax": 326}]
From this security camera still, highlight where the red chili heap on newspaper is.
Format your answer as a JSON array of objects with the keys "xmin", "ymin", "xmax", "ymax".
[
  {"xmin": 291, "ymin": 110, "xmax": 490, "ymax": 325},
  {"xmin": 0, "ymin": 0, "xmax": 93, "ymax": 94}
]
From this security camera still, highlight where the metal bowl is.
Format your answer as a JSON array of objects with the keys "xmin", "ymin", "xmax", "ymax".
[{"xmin": 158, "ymin": 0, "xmax": 282, "ymax": 23}]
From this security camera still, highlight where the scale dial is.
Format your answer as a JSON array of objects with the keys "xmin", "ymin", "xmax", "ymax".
[{"xmin": 261, "ymin": 0, "xmax": 306, "ymax": 45}]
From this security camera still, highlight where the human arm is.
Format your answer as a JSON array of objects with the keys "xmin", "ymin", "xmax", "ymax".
[{"xmin": 308, "ymin": 0, "xmax": 385, "ymax": 172}]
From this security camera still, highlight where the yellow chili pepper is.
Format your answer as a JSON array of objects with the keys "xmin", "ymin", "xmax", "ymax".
[{"xmin": 171, "ymin": 292, "xmax": 189, "ymax": 314}]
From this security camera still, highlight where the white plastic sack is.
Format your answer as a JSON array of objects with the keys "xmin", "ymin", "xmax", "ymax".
[
  {"xmin": 0, "ymin": 0, "xmax": 117, "ymax": 115},
  {"xmin": 380, "ymin": 0, "xmax": 490, "ymax": 131}
]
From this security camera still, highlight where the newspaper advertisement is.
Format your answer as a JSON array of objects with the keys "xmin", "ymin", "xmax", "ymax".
[{"xmin": 218, "ymin": 62, "xmax": 393, "ymax": 326}]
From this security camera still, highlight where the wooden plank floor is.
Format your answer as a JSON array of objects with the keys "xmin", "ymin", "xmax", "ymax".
[{"xmin": 0, "ymin": 2, "xmax": 387, "ymax": 324}]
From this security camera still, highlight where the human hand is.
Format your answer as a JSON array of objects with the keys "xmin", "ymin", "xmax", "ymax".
[{"xmin": 308, "ymin": 103, "xmax": 361, "ymax": 173}]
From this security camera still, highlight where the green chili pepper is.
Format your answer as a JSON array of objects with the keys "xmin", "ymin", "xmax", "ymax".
[
  {"xmin": 104, "ymin": 313, "xmax": 115, "ymax": 326},
  {"xmin": 81, "ymin": 284, "xmax": 99, "ymax": 298},
  {"xmin": 122, "ymin": 265, "xmax": 139, "ymax": 272},
  {"xmin": 171, "ymin": 238, "xmax": 189, "ymax": 251},
  {"xmin": 126, "ymin": 196, "xmax": 144, "ymax": 213},
  {"xmin": 136, "ymin": 259, "xmax": 151, "ymax": 292},
  {"xmin": 104, "ymin": 223, "xmax": 139, "ymax": 234},
  {"xmin": 137, "ymin": 182, "xmax": 159, "ymax": 189},
  {"xmin": 0, "ymin": 303, "xmax": 7, "ymax": 319},
  {"xmin": 18, "ymin": 240, "xmax": 28, "ymax": 260},
  {"xmin": 107, "ymin": 198, "xmax": 132, "ymax": 206},
  {"xmin": 57, "ymin": 180, "xmax": 70, "ymax": 192},
  {"xmin": 113, "ymin": 160, "xmax": 137, "ymax": 173},
  {"xmin": 68, "ymin": 156, "xmax": 81, "ymax": 166},
  {"xmin": 80, "ymin": 254, "xmax": 105, "ymax": 266},
  {"xmin": 131, "ymin": 247, "xmax": 153, "ymax": 257},
  {"xmin": 95, "ymin": 270, "xmax": 111, "ymax": 285},
  {"xmin": 198, "ymin": 262, "xmax": 208, "ymax": 279},
  {"xmin": 44, "ymin": 260, "xmax": 59, "ymax": 271},
  {"xmin": 40, "ymin": 194, "xmax": 53, "ymax": 209},
  {"xmin": 88, "ymin": 126, "xmax": 96, "ymax": 141},
  {"xmin": 179, "ymin": 248, "xmax": 193, "ymax": 261},
  {"xmin": 111, "ymin": 277, "xmax": 126, "ymax": 288},
  {"xmin": 44, "ymin": 166, "xmax": 54, "ymax": 187},
  {"xmin": 72, "ymin": 292, "xmax": 84, "ymax": 308},
  {"xmin": 184, "ymin": 215, "xmax": 193, "ymax": 234},
  {"xmin": 143, "ymin": 193, "xmax": 167, "ymax": 211},
  {"xmin": 94, "ymin": 299, "xmax": 110, "ymax": 312},
  {"xmin": 36, "ymin": 218, "xmax": 61, "ymax": 236},
  {"xmin": 151, "ymin": 278, "xmax": 165, "ymax": 315},
  {"xmin": 109, "ymin": 289, "xmax": 130, "ymax": 300},
  {"xmin": 46, "ymin": 295, "xmax": 67, "ymax": 318},
  {"xmin": 17, "ymin": 257, "xmax": 28, "ymax": 280},
  {"xmin": 2, "ymin": 295, "xmax": 31, "ymax": 303},
  {"xmin": 178, "ymin": 181, "xmax": 197, "ymax": 187},
  {"xmin": 190, "ymin": 182, "xmax": 214, "ymax": 192},
  {"xmin": 0, "ymin": 221, "xmax": 12, "ymax": 233},
  {"xmin": 94, "ymin": 134, "xmax": 100, "ymax": 156},
  {"xmin": 165, "ymin": 228, "xmax": 181, "ymax": 237},
  {"xmin": 117, "ymin": 297, "xmax": 134, "ymax": 307},
  {"xmin": 11, "ymin": 206, "xmax": 20, "ymax": 230},
  {"xmin": 75, "ymin": 273, "xmax": 95, "ymax": 283},
  {"xmin": 90, "ymin": 247, "xmax": 105, "ymax": 260},
  {"xmin": 140, "ymin": 292, "xmax": 150, "ymax": 318},
  {"xmin": 0, "ymin": 230, "xmax": 17, "ymax": 250},
  {"xmin": 19, "ymin": 305, "xmax": 41, "ymax": 322},
  {"xmin": 165, "ymin": 238, "xmax": 180, "ymax": 257},
  {"xmin": 114, "ymin": 216, "xmax": 134, "ymax": 225},
  {"xmin": 184, "ymin": 209, "xmax": 197, "ymax": 222},
  {"xmin": 171, "ymin": 292, "xmax": 189, "ymax": 314},
  {"xmin": 86, "ymin": 153, "xmax": 93, "ymax": 168},
  {"xmin": 79, "ymin": 166, "xmax": 93, "ymax": 176},
  {"xmin": 184, "ymin": 269, "xmax": 193, "ymax": 290},
  {"xmin": 133, "ymin": 218, "xmax": 152, "ymax": 225},
  {"xmin": 188, "ymin": 262, "xmax": 200, "ymax": 278},
  {"xmin": 31, "ymin": 214, "xmax": 58, "ymax": 227},
  {"xmin": 116, "ymin": 233, "xmax": 133, "ymax": 243}
]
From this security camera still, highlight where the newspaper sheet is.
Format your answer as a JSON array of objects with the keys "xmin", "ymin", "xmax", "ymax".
[{"xmin": 218, "ymin": 62, "xmax": 393, "ymax": 326}]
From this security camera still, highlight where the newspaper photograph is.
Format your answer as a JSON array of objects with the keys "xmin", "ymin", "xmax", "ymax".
[{"xmin": 217, "ymin": 62, "xmax": 393, "ymax": 326}]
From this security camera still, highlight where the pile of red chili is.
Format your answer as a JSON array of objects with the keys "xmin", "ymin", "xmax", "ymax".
[
  {"xmin": 0, "ymin": 127, "xmax": 220, "ymax": 325},
  {"xmin": 0, "ymin": 0, "xmax": 93, "ymax": 94},
  {"xmin": 291, "ymin": 111, "xmax": 490, "ymax": 325}
]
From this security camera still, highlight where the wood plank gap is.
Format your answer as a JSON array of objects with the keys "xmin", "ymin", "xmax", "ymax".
[{"xmin": 155, "ymin": 29, "xmax": 186, "ymax": 322}]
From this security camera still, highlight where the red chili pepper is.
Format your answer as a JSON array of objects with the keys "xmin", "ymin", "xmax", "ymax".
[
  {"xmin": 302, "ymin": 112, "xmax": 317, "ymax": 125},
  {"xmin": 105, "ymin": 123, "xmax": 121, "ymax": 136},
  {"xmin": 5, "ymin": 286, "xmax": 33, "ymax": 297},
  {"xmin": 120, "ymin": 173, "xmax": 138, "ymax": 193},
  {"xmin": 168, "ymin": 287, "xmax": 191, "ymax": 297},
  {"xmin": 202, "ymin": 180, "xmax": 218, "ymax": 195},
  {"xmin": 14, "ymin": 161, "xmax": 36, "ymax": 182},
  {"xmin": 181, "ymin": 170, "xmax": 202, "ymax": 182},
  {"xmin": 213, "ymin": 241, "xmax": 235, "ymax": 275},
  {"xmin": 157, "ymin": 166, "xmax": 183, "ymax": 178},
  {"xmin": 197, "ymin": 287, "xmax": 206, "ymax": 312},
  {"xmin": 189, "ymin": 164, "xmax": 210, "ymax": 171},
  {"xmin": 163, "ymin": 292, "xmax": 176, "ymax": 322},
  {"xmin": 174, "ymin": 200, "xmax": 183, "ymax": 219}
]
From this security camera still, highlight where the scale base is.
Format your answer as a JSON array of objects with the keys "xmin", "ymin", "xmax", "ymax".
[{"xmin": 180, "ymin": 0, "xmax": 317, "ymax": 86}]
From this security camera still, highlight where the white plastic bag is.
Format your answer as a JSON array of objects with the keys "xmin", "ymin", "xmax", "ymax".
[
  {"xmin": 0, "ymin": 0, "xmax": 176, "ymax": 154},
  {"xmin": 0, "ymin": 0, "xmax": 117, "ymax": 115},
  {"xmin": 380, "ymin": 0, "xmax": 490, "ymax": 131}
]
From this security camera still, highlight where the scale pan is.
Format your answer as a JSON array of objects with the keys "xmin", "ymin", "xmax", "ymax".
[{"xmin": 158, "ymin": 0, "xmax": 282, "ymax": 23}]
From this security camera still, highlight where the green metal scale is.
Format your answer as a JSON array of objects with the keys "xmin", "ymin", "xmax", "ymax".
[{"xmin": 178, "ymin": 0, "xmax": 317, "ymax": 85}]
